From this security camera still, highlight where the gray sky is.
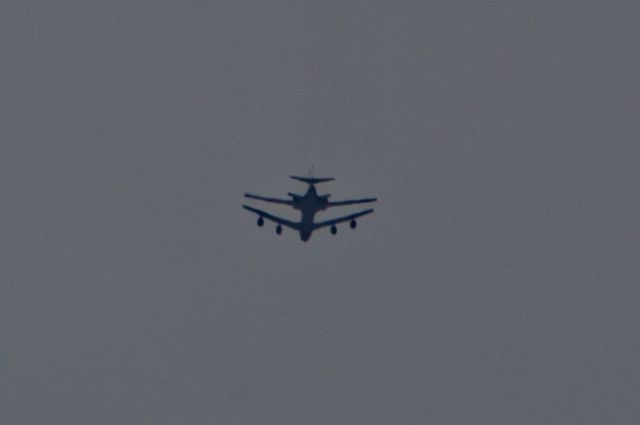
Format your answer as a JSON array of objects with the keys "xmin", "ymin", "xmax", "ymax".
[{"xmin": 2, "ymin": 2, "xmax": 639, "ymax": 424}]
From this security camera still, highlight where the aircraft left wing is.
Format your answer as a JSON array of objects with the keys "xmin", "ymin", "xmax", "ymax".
[
  {"xmin": 327, "ymin": 197, "xmax": 377, "ymax": 207},
  {"xmin": 244, "ymin": 193, "xmax": 293, "ymax": 205},
  {"xmin": 242, "ymin": 205, "xmax": 301, "ymax": 231},
  {"xmin": 312, "ymin": 209, "xmax": 374, "ymax": 230}
]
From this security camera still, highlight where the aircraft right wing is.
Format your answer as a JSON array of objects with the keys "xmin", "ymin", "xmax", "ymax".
[
  {"xmin": 312, "ymin": 209, "xmax": 374, "ymax": 230},
  {"xmin": 242, "ymin": 205, "xmax": 301, "ymax": 231},
  {"xmin": 327, "ymin": 197, "xmax": 377, "ymax": 207},
  {"xmin": 244, "ymin": 193, "xmax": 293, "ymax": 205}
]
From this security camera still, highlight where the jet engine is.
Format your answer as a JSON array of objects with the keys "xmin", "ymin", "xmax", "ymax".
[
  {"xmin": 276, "ymin": 224, "xmax": 282, "ymax": 235},
  {"xmin": 257, "ymin": 217, "xmax": 264, "ymax": 227},
  {"xmin": 350, "ymin": 219, "xmax": 357, "ymax": 229},
  {"xmin": 330, "ymin": 225, "xmax": 337, "ymax": 235}
]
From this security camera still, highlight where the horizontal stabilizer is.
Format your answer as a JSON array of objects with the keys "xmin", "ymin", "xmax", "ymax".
[
  {"xmin": 289, "ymin": 176, "xmax": 335, "ymax": 185},
  {"xmin": 244, "ymin": 193, "xmax": 293, "ymax": 205},
  {"xmin": 328, "ymin": 197, "xmax": 377, "ymax": 207}
]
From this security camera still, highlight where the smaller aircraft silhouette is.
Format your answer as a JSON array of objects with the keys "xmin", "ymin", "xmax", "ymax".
[{"xmin": 243, "ymin": 175, "xmax": 377, "ymax": 241}]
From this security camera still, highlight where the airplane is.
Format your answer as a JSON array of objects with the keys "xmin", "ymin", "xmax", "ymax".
[{"xmin": 243, "ymin": 175, "xmax": 377, "ymax": 242}]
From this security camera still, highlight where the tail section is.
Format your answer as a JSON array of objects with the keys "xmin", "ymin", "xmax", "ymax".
[{"xmin": 289, "ymin": 176, "xmax": 335, "ymax": 185}]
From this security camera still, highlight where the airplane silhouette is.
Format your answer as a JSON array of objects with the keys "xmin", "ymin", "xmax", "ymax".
[{"xmin": 243, "ymin": 176, "xmax": 377, "ymax": 241}]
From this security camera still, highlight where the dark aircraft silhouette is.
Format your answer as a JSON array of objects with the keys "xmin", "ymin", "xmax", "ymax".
[{"xmin": 243, "ymin": 175, "xmax": 377, "ymax": 241}]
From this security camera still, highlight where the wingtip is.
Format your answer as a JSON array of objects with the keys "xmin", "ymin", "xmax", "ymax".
[{"xmin": 242, "ymin": 204, "xmax": 261, "ymax": 215}]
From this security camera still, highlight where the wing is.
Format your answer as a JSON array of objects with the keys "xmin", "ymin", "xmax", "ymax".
[
  {"xmin": 244, "ymin": 193, "xmax": 293, "ymax": 206},
  {"xmin": 327, "ymin": 197, "xmax": 377, "ymax": 207},
  {"xmin": 242, "ymin": 205, "xmax": 301, "ymax": 230},
  {"xmin": 313, "ymin": 209, "xmax": 375, "ymax": 230}
]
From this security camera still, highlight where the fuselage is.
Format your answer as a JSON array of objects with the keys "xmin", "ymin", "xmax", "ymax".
[{"xmin": 291, "ymin": 185, "xmax": 328, "ymax": 241}]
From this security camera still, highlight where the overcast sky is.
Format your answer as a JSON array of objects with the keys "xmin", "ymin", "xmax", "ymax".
[{"xmin": 1, "ymin": 2, "xmax": 639, "ymax": 424}]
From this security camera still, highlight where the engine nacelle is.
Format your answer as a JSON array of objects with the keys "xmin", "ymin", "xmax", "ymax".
[
  {"xmin": 257, "ymin": 217, "xmax": 264, "ymax": 227},
  {"xmin": 276, "ymin": 224, "xmax": 282, "ymax": 235},
  {"xmin": 350, "ymin": 219, "xmax": 357, "ymax": 229},
  {"xmin": 330, "ymin": 225, "xmax": 337, "ymax": 235}
]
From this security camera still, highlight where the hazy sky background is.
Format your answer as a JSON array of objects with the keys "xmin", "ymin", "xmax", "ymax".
[{"xmin": 2, "ymin": 2, "xmax": 638, "ymax": 424}]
